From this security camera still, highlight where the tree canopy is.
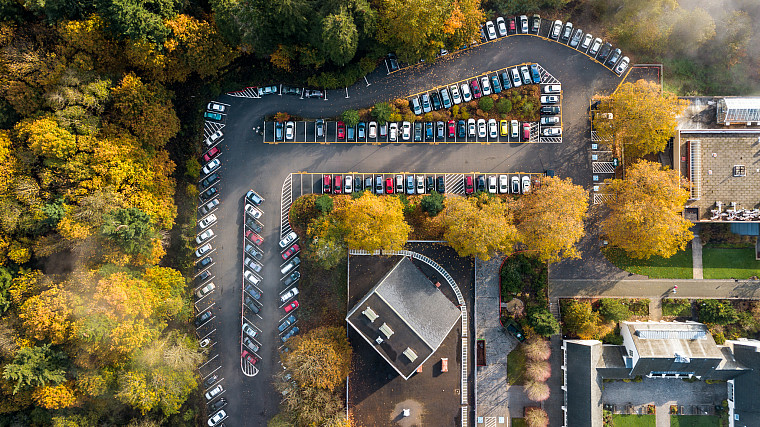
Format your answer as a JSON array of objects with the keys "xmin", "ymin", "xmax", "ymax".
[{"xmin": 442, "ymin": 194, "xmax": 517, "ymax": 260}]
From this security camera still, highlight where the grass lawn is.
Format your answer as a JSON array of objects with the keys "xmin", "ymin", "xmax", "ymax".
[
  {"xmin": 702, "ymin": 248, "xmax": 760, "ymax": 279},
  {"xmin": 510, "ymin": 419, "xmax": 527, "ymax": 427},
  {"xmin": 611, "ymin": 414, "xmax": 656, "ymax": 426},
  {"xmin": 507, "ymin": 347, "xmax": 526, "ymax": 385},
  {"xmin": 604, "ymin": 248, "xmax": 693, "ymax": 279},
  {"xmin": 670, "ymin": 415, "xmax": 721, "ymax": 427}
]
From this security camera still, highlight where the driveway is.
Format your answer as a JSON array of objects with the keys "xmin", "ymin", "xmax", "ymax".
[{"xmin": 199, "ymin": 33, "xmax": 623, "ymax": 426}]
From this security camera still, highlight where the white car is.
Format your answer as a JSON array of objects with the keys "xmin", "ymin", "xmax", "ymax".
[
  {"xmin": 245, "ymin": 204, "xmax": 262, "ymax": 219},
  {"xmin": 480, "ymin": 77, "xmax": 491, "ymax": 96},
  {"xmin": 416, "ymin": 175, "xmax": 425, "ymax": 194},
  {"xmin": 467, "ymin": 118, "xmax": 476, "ymax": 137},
  {"xmin": 344, "ymin": 175, "xmax": 353, "ymax": 192},
  {"xmin": 199, "ymin": 214, "xmax": 217, "ymax": 230},
  {"xmin": 208, "ymin": 410, "xmax": 226, "ymax": 426},
  {"xmin": 499, "ymin": 175, "xmax": 509, "ymax": 193},
  {"xmin": 368, "ymin": 121, "xmax": 377, "ymax": 138},
  {"xmin": 244, "ymin": 269, "xmax": 260, "ymax": 285},
  {"xmin": 204, "ymin": 130, "xmax": 223, "ymax": 147},
  {"xmin": 522, "ymin": 176, "xmax": 531, "ymax": 193},
  {"xmin": 589, "ymin": 37, "xmax": 603, "ymax": 55},
  {"xmin": 280, "ymin": 287, "xmax": 299, "ymax": 303},
  {"xmin": 485, "ymin": 21, "xmax": 497, "ymax": 40},
  {"xmin": 205, "ymin": 385, "xmax": 223, "ymax": 401},
  {"xmin": 511, "ymin": 68, "xmax": 522, "ymax": 87},
  {"xmin": 285, "ymin": 121, "xmax": 294, "ymax": 140},
  {"xmin": 195, "ymin": 243, "xmax": 212, "ymax": 258},
  {"xmin": 488, "ymin": 175, "xmax": 497, "ymax": 193},
  {"xmin": 207, "ymin": 102, "xmax": 225, "ymax": 113},
  {"xmin": 550, "ymin": 20, "xmax": 562, "ymax": 39},
  {"xmin": 196, "ymin": 229, "xmax": 214, "ymax": 244},
  {"xmin": 542, "ymin": 127, "xmax": 562, "ymax": 136},
  {"xmin": 496, "ymin": 17, "xmax": 507, "ymax": 37},
  {"xmin": 477, "ymin": 119, "xmax": 486, "ymax": 138},
  {"xmin": 520, "ymin": 15, "xmax": 528, "ymax": 33},
  {"xmin": 540, "ymin": 116, "xmax": 560, "ymax": 125},
  {"xmin": 510, "ymin": 120, "xmax": 519, "ymax": 138},
  {"xmin": 279, "ymin": 231, "xmax": 298, "ymax": 248},
  {"xmin": 543, "ymin": 85, "xmax": 561, "ymax": 93},
  {"xmin": 461, "ymin": 83, "xmax": 472, "ymax": 102},
  {"xmin": 389, "ymin": 122, "xmax": 398, "ymax": 141},
  {"xmin": 450, "ymin": 85, "xmax": 462, "ymax": 104},
  {"xmin": 401, "ymin": 121, "xmax": 411, "ymax": 140},
  {"xmin": 540, "ymin": 95, "xmax": 559, "ymax": 104},
  {"xmin": 196, "ymin": 282, "xmax": 215, "ymax": 298},
  {"xmin": 488, "ymin": 119, "xmax": 498, "ymax": 139},
  {"xmin": 242, "ymin": 322, "xmax": 257, "ymax": 339},
  {"xmin": 202, "ymin": 159, "xmax": 220, "ymax": 175},
  {"xmin": 581, "ymin": 33, "xmax": 593, "ymax": 50},
  {"xmin": 615, "ymin": 56, "xmax": 630, "ymax": 75},
  {"xmin": 199, "ymin": 338, "xmax": 211, "ymax": 347}
]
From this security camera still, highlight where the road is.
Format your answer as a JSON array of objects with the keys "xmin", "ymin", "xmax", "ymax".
[{"xmin": 199, "ymin": 31, "xmax": 624, "ymax": 426}]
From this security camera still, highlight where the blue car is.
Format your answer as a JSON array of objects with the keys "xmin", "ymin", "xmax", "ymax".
[
  {"xmin": 204, "ymin": 111, "xmax": 222, "ymax": 121},
  {"xmin": 282, "ymin": 326, "xmax": 300, "ymax": 342},
  {"xmin": 500, "ymin": 72, "xmax": 512, "ymax": 90},
  {"xmin": 530, "ymin": 64, "xmax": 541, "ymax": 84},
  {"xmin": 278, "ymin": 315, "xmax": 296, "ymax": 332},
  {"xmin": 491, "ymin": 75, "xmax": 502, "ymax": 94}
]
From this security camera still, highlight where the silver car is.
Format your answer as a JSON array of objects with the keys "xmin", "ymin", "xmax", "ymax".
[{"xmin": 450, "ymin": 85, "xmax": 462, "ymax": 104}]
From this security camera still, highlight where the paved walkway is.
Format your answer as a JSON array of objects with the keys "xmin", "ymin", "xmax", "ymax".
[
  {"xmin": 550, "ymin": 278, "xmax": 760, "ymax": 299},
  {"xmin": 475, "ymin": 256, "xmax": 518, "ymax": 426},
  {"xmin": 649, "ymin": 299, "xmax": 662, "ymax": 321},
  {"xmin": 692, "ymin": 233, "xmax": 704, "ymax": 280}
]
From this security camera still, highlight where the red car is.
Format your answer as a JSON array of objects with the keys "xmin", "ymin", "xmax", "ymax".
[
  {"xmin": 323, "ymin": 174, "xmax": 331, "ymax": 193},
  {"xmin": 242, "ymin": 350, "xmax": 257, "ymax": 365},
  {"xmin": 284, "ymin": 301, "xmax": 299, "ymax": 313},
  {"xmin": 246, "ymin": 230, "xmax": 263, "ymax": 246},
  {"xmin": 282, "ymin": 244, "xmax": 299, "ymax": 260},
  {"xmin": 334, "ymin": 175, "xmax": 342, "ymax": 194},
  {"xmin": 522, "ymin": 123, "xmax": 530, "ymax": 141},
  {"xmin": 385, "ymin": 177, "xmax": 394, "ymax": 194},
  {"xmin": 203, "ymin": 147, "xmax": 220, "ymax": 162},
  {"xmin": 509, "ymin": 18, "xmax": 516, "ymax": 34},
  {"xmin": 470, "ymin": 80, "xmax": 482, "ymax": 99},
  {"xmin": 465, "ymin": 176, "xmax": 474, "ymax": 194},
  {"xmin": 337, "ymin": 121, "xmax": 346, "ymax": 140},
  {"xmin": 447, "ymin": 120, "xmax": 455, "ymax": 138}
]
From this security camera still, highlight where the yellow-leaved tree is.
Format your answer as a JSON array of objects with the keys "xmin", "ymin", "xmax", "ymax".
[
  {"xmin": 337, "ymin": 192, "xmax": 410, "ymax": 252},
  {"xmin": 594, "ymin": 79, "xmax": 688, "ymax": 160},
  {"xmin": 442, "ymin": 194, "xmax": 517, "ymax": 260},
  {"xmin": 516, "ymin": 176, "xmax": 588, "ymax": 263},
  {"xmin": 602, "ymin": 160, "xmax": 693, "ymax": 259}
]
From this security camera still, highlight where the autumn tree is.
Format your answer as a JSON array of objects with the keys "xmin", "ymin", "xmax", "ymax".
[
  {"xmin": 516, "ymin": 176, "xmax": 588, "ymax": 263},
  {"xmin": 372, "ymin": 102, "xmax": 393, "ymax": 123},
  {"xmin": 442, "ymin": 194, "xmax": 517, "ymax": 260},
  {"xmin": 525, "ymin": 407, "xmax": 549, "ymax": 427},
  {"xmin": 282, "ymin": 327, "xmax": 351, "ymax": 391},
  {"xmin": 562, "ymin": 300, "xmax": 600, "ymax": 340},
  {"xmin": 524, "ymin": 379, "xmax": 550, "ymax": 402},
  {"xmin": 341, "ymin": 109, "xmax": 360, "ymax": 127},
  {"xmin": 307, "ymin": 214, "xmax": 347, "ymax": 270},
  {"xmin": 32, "ymin": 383, "xmax": 76, "ymax": 409},
  {"xmin": 602, "ymin": 161, "xmax": 693, "ymax": 259},
  {"xmin": 525, "ymin": 360, "xmax": 550, "ymax": 382},
  {"xmin": 598, "ymin": 299, "xmax": 631, "ymax": 323},
  {"xmin": 280, "ymin": 381, "xmax": 348, "ymax": 426},
  {"xmin": 521, "ymin": 338, "xmax": 550, "ymax": 361},
  {"xmin": 18, "ymin": 286, "xmax": 75, "ymax": 344},
  {"xmin": 321, "ymin": 8, "xmax": 358, "ymax": 65},
  {"xmin": 594, "ymin": 80, "xmax": 687, "ymax": 160},
  {"xmin": 337, "ymin": 192, "xmax": 410, "ymax": 252},
  {"xmin": 608, "ymin": 0, "xmax": 675, "ymax": 56}
]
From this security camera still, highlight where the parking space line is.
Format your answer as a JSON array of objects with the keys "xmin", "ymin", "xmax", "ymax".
[{"xmin": 199, "ymin": 353, "xmax": 220, "ymax": 369}]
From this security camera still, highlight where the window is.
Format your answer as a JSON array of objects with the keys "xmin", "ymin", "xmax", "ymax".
[{"xmin": 734, "ymin": 165, "xmax": 746, "ymax": 177}]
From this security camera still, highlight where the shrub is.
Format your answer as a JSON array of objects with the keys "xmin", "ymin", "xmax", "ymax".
[
  {"xmin": 315, "ymin": 195, "xmax": 334, "ymax": 213},
  {"xmin": 341, "ymin": 110, "xmax": 360, "ymax": 126},
  {"xmin": 497, "ymin": 98, "xmax": 512, "ymax": 114},
  {"xmin": 420, "ymin": 191, "xmax": 444, "ymax": 216},
  {"xmin": 525, "ymin": 360, "xmax": 551, "ymax": 382},
  {"xmin": 526, "ymin": 306, "xmax": 559, "ymax": 337},
  {"xmin": 524, "ymin": 380, "xmax": 550, "ymax": 402},
  {"xmin": 274, "ymin": 112, "xmax": 290, "ymax": 122},
  {"xmin": 562, "ymin": 300, "xmax": 601, "ymax": 339},
  {"xmin": 525, "ymin": 407, "xmax": 549, "ymax": 427},
  {"xmin": 699, "ymin": 299, "xmax": 738, "ymax": 325},
  {"xmin": 598, "ymin": 299, "xmax": 631, "ymax": 323},
  {"xmin": 522, "ymin": 338, "xmax": 551, "ymax": 361},
  {"xmin": 478, "ymin": 97, "xmax": 494, "ymax": 112}
]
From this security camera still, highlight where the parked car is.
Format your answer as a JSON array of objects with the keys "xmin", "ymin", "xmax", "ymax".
[
  {"xmin": 205, "ymin": 384, "xmax": 223, "ymax": 401},
  {"xmin": 243, "ymin": 337, "xmax": 259, "ymax": 353},
  {"xmin": 280, "ymin": 287, "xmax": 299, "ymax": 303},
  {"xmin": 198, "ymin": 214, "xmax": 216, "ymax": 230},
  {"xmin": 344, "ymin": 175, "xmax": 352, "ymax": 193},
  {"xmin": 522, "ymin": 123, "xmax": 531, "ymax": 141},
  {"xmin": 368, "ymin": 121, "xmax": 377, "ymax": 138},
  {"xmin": 283, "ymin": 300, "xmax": 299, "ymax": 313},
  {"xmin": 387, "ymin": 53, "xmax": 399, "ymax": 71},
  {"xmin": 477, "ymin": 119, "xmax": 486, "ymax": 138},
  {"xmin": 496, "ymin": 17, "xmax": 507, "ymax": 37},
  {"xmin": 316, "ymin": 119, "xmax": 324, "ymax": 138},
  {"xmin": 542, "ymin": 127, "xmax": 562, "ymax": 136},
  {"xmin": 522, "ymin": 175, "xmax": 531, "ymax": 193},
  {"xmin": 540, "ymin": 106, "xmax": 561, "ymax": 115},
  {"xmin": 430, "ymin": 92, "xmax": 442, "ymax": 110},
  {"xmin": 499, "ymin": 175, "xmax": 509, "ymax": 193},
  {"xmin": 510, "ymin": 120, "xmax": 519, "ymax": 138},
  {"xmin": 257, "ymin": 85, "xmax": 277, "ymax": 96},
  {"xmin": 244, "ymin": 295, "xmax": 259, "ymax": 314},
  {"xmin": 478, "ymin": 175, "xmax": 487, "ymax": 192},
  {"xmin": 281, "ymin": 86, "xmax": 301, "ymax": 96},
  {"xmin": 200, "ymin": 173, "xmax": 219, "ymax": 189},
  {"xmin": 425, "ymin": 122, "xmax": 433, "ymax": 140},
  {"xmin": 570, "ymin": 29, "xmax": 583, "ymax": 47},
  {"xmin": 337, "ymin": 121, "xmax": 346, "ymax": 140},
  {"xmin": 450, "ymin": 85, "xmax": 462, "ymax": 104},
  {"xmin": 448, "ymin": 120, "xmax": 456, "ymax": 138},
  {"xmin": 204, "ymin": 374, "xmax": 219, "ymax": 388},
  {"xmin": 458, "ymin": 119, "xmax": 466, "ymax": 138},
  {"xmin": 282, "ymin": 326, "xmax": 300, "ymax": 342},
  {"xmin": 500, "ymin": 72, "xmax": 512, "ymax": 90},
  {"xmin": 440, "ymin": 88, "xmax": 452, "ymax": 108},
  {"xmin": 196, "ymin": 229, "xmax": 214, "ymax": 245},
  {"xmin": 413, "ymin": 122, "xmax": 422, "ymax": 142},
  {"xmin": 531, "ymin": 14, "xmax": 540, "ymax": 33},
  {"xmin": 204, "ymin": 130, "xmax": 223, "ymax": 147},
  {"xmin": 196, "ymin": 310, "xmax": 212, "ymax": 327},
  {"xmin": 606, "ymin": 48, "xmax": 622, "ymax": 67},
  {"xmin": 334, "ymin": 174, "xmax": 342, "ymax": 194},
  {"xmin": 279, "ymin": 231, "xmax": 298, "ymax": 248},
  {"xmin": 465, "ymin": 176, "xmax": 474, "ymax": 194},
  {"xmin": 470, "ymin": 79, "xmax": 481, "ymax": 99},
  {"xmin": 560, "ymin": 22, "xmax": 573, "ymax": 42},
  {"xmin": 244, "ymin": 256, "xmax": 262, "ymax": 273},
  {"xmin": 357, "ymin": 122, "xmax": 366, "ymax": 139},
  {"xmin": 485, "ymin": 21, "xmax": 497, "ymax": 39},
  {"xmin": 488, "ymin": 119, "xmax": 497, "ymax": 139},
  {"xmin": 204, "ymin": 112, "xmax": 222, "ymax": 121},
  {"xmin": 406, "ymin": 175, "xmax": 415, "ymax": 194},
  {"xmin": 480, "ymin": 77, "xmax": 491, "ymax": 96},
  {"xmin": 389, "ymin": 122, "xmax": 398, "ymax": 141},
  {"xmin": 437, "ymin": 176, "xmax": 445, "ymax": 193},
  {"xmin": 280, "ymin": 257, "xmax": 301, "ymax": 275},
  {"xmin": 244, "ymin": 204, "xmax": 262, "ymax": 220},
  {"xmin": 468, "ymin": 118, "xmax": 476, "ymax": 137},
  {"xmin": 597, "ymin": 42, "xmax": 612, "ymax": 62},
  {"xmin": 540, "ymin": 116, "xmax": 560, "ymax": 125},
  {"xmin": 508, "ymin": 17, "xmax": 516, "ymax": 34},
  {"xmin": 543, "ymin": 84, "xmax": 561, "ymax": 93},
  {"xmin": 241, "ymin": 350, "xmax": 257, "ymax": 365},
  {"xmin": 511, "ymin": 67, "xmax": 522, "ymax": 87},
  {"xmin": 520, "ymin": 65, "xmax": 532, "ymax": 85},
  {"xmin": 520, "ymin": 15, "xmax": 528, "ymax": 33},
  {"xmin": 529, "ymin": 64, "xmax": 541, "ymax": 84},
  {"xmin": 285, "ymin": 121, "xmax": 294, "ymax": 140},
  {"xmin": 589, "ymin": 37, "xmax": 603, "ymax": 55},
  {"xmin": 196, "ymin": 256, "xmax": 212, "ymax": 269},
  {"xmin": 511, "ymin": 175, "xmax": 520, "ymax": 193},
  {"xmin": 282, "ymin": 244, "xmax": 299, "ymax": 260},
  {"xmin": 410, "ymin": 96, "xmax": 422, "ymax": 115},
  {"xmin": 402, "ymin": 121, "xmax": 411, "ymax": 141},
  {"xmin": 488, "ymin": 175, "xmax": 497, "ymax": 193},
  {"xmin": 242, "ymin": 322, "xmax": 257, "ymax": 339},
  {"xmin": 244, "ymin": 270, "xmax": 260, "ymax": 286},
  {"xmin": 550, "ymin": 20, "xmax": 562, "ymax": 39},
  {"xmin": 541, "ymin": 95, "xmax": 559, "ymax": 104},
  {"xmin": 275, "ymin": 122, "xmax": 283, "ymax": 141},
  {"xmin": 284, "ymin": 271, "xmax": 300, "ymax": 287},
  {"xmin": 197, "ymin": 270, "xmax": 211, "ymax": 283},
  {"xmin": 203, "ymin": 147, "xmax": 220, "ymax": 162},
  {"xmin": 417, "ymin": 175, "xmax": 425, "ymax": 194},
  {"xmin": 615, "ymin": 56, "xmax": 630, "ymax": 75},
  {"xmin": 461, "ymin": 83, "xmax": 472, "ymax": 102},
  {"xmin": 347, "ymin": 126, "xmax": 355, "ymax": 141},
  {"xmin": 500, "ymin": 120, "xmax": 508, "ymax": 136},
  {"xmin": 278, "ymin": 315, "xmax": 297, "ymax": 332},
  {"xmin": 244, "ymin": 281, "xmax": 262, "ymax": 300},
  {"xmin": 426, "ymin": 176, "xmax": 435, "ymax": 193}
]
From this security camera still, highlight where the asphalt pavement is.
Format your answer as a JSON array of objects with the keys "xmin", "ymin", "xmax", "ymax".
[{"xmin": 199, "ymin": 31, "xmax": 623, "ymax": 427}]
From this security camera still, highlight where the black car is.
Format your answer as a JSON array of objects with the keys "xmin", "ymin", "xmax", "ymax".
[
  {"xmin": 426, "ymin": 176, "xmax": 435, "ymax": 192},
  {"xmin": 476, "ymin": 175, "xmax": 486, "ymax": 192},
  {"xmin": 198, "ymin": 270, "xmax": 211, "ymax": 282},
  {"xmin": 387, "ymin": 53, "xmax": 399, "ymax": 71},
  {"xmin": 200, "ymin": 187, "xmax": 218, "ymax": 201},
  {"xmin": 204, "ymin": 374, "xmax": 219, "ymax": 388},
  {"xmin": 284, "ymin": 271, "xmax": 300, "ymax": 287},
  {"xmin": 245, "ymin": 217, "xmax": 262, "ymax": 233},
  {"xmin": 457, "ymin": 120, "xmax": 466, "ymax": 138},
  {"xmin": 597, "ymin": 42, "xmax": 612, "ymax": 62},
  {"xmin": 281, "ymin": 85, "xmax": 302, "ymax": 96},
  {"xmin": 364, "ymin": 176, "xmax": 372, "ymax": 191},
  {"xmin": 244, "ymin": 296, "xmax": 259, "ymax": 314},
  {"xmin": 245, "ymin": 284, "xmax": 261, "ymax": 300},
  {"xmin": 540, "ymin": 106, "xmax": 560, "ymax": 115},
  {"xmin": 209, "ymin": 398, "xmax": 227, "ymax": 411},
  {"xmin": 414, "ymin": 122, "xmax": 422, "ymax": 142},
  {"xmin": 430, "ymin": 92, "xmax": 442, "ymax": 110},
  {"xmin": 195, "ymin": 310, "xmax": 212, "ymax": 327},
  {"xmin": 354, "ymin": 176, "xmax": 363, "ymax": 192},
  {"xmin": 436, "ymin": 176, "xmax": 445, "ymax": 193},
  {"xmin": 201, "ymin": 173, "xmax": 219, "ymax": 189},
  {"xmin": 606, "ymin": 48, "xmax": 621, "ymax": 67},
  {"xmin": 197, "ymin": 256, "xmax": 213, "ymax": 268}
]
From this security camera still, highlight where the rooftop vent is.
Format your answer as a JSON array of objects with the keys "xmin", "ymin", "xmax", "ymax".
[
  {"xmin": 379, "ymin": 323, "xmax": 394, "ymax": 339},
  {"xmin": 403, "ymin": 347, "xmax": 418, "ymax": 362},
  {"xmin": 674, "ymin": 353, "xmax": 691, "ymax": 364},
  {"xmin": 637, "ymin": 329, "xmax": 707, "ymax": 340},
  {"xmin": 363, "ymin": 306, "xmax": 379, "ymax": 322},
  {"xmin": 375, "ymin": 336, "xmax": 383, "ymax": 345},
  {"xmin": 734, "ymin": 165, "xmax": 746, "ymax": 177}
]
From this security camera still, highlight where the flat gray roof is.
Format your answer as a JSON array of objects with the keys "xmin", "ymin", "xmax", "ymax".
[{"xmin": 624, "ymin": 321, "xmax": 723, "ymax": 360}]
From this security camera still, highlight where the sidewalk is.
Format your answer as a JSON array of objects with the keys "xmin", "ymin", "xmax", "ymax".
[{"xmin": 550, "ymin": 278, "xmax": 760, "ymax": 300}]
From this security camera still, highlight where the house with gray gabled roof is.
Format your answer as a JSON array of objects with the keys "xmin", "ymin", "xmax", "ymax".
[{"xmin": 345, "ymin": 257, "xmax": 461, "ymax": 379}]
